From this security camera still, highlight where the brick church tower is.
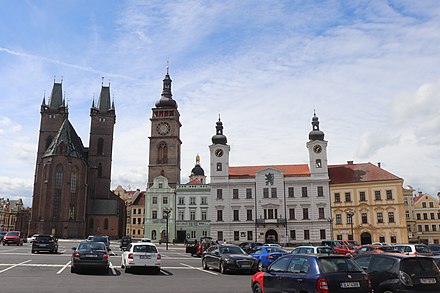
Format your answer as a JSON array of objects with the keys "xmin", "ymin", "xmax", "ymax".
[{"xmin": 30, "ymin": 80, "xmax": 124, "ymax": 239}]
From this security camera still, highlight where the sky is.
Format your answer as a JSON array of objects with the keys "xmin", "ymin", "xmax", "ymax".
[{"xmin": 1, "ymin": 0, "xmax": 440, "ymax": 207}]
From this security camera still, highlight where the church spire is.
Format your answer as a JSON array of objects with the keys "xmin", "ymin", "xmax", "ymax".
[
  {"xmin": 96, "ymin": 83, "xmax": 112, "ymax": 112},
  {"xmin": 211, "ymin": 115, "xmax": 228, "ymax": 145},
  {"xmin": 155, "ymin": 64, "xmax": 178, "ymax": 108}
]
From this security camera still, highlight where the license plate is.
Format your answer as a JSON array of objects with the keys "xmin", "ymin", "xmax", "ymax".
[
  {"xmin": 241, "ymin": 264, "xmax": 251, "ymax": 268},
  {"xmin": 38, "ymin": 244, "xmax": 48, "ymax": 247},
  {"xmin": 140, "ymin": 255, "xmax": 151, "ymax": 259},
  {"xmin": 340, "ymin": 282, "xmax": 360, "ymax": 288},
  {"xmin": 420, "ymin": 278, "xmax": 437, "ymax": 284},
  {"xmin": 85, "ymin": 254, "xmax": 97, "ymax": 258}
]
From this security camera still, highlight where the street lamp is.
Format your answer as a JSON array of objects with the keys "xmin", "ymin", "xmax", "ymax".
[
  {"xmin": 163, "ymin": 208, "xmax": 172, "ymax": 251},
  {"xmin": 326, "ymin": 217, "xmax": 334, "ymax": 240},
  {"xmin": 347, "ymin": 211, "xmax": 355, "ymax": 241}
]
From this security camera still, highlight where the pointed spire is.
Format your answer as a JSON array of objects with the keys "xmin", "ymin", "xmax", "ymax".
[
  {"xmin": 41, "ymin": 91, "xmax": 46, "ymax": 106},
  {"xmin": 97, "ymin": 83, "xmax": 111, "ymax": 112},
  {"xmin": 48, "ymin": 81, "xmax": 63, "ymax": 109}
]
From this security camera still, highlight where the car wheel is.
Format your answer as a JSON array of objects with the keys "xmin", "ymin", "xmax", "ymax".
[
  {"xmin": 31, "ymin": 250, "xmax": 35, "ymax": 254},
  {"xmin": 382, "ymin": 291, "xmax": 394, "ymax": 293},
  {"xmin": 124, "ymin": 266, "xmax": 131, "ymax": 273},
  {"xmin": 253, "ymin": 283, "xmax": 263, "ymax": 293},
  {"xmin": 70, "ymin": 266, "xmax": 76, "ymax": 273},
  {"xmin": 154, "ymin": 267, "xmax": 161, "ymax": 274},
  {"xmin": 258, "ymin": 261, "xmax": 263, "ymax": 272},
  {"xmin": 220, "ymin": 261, "xmax": 227, "ymax": 274},
  {"xmin": 202, "ymin": 259, "xmax": 209, "ymax": 270}
]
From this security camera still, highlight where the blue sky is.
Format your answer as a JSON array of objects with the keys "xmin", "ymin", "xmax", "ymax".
[{"xmin": 1, "ymin": 0, "xmax": 440, "ymax": 207}]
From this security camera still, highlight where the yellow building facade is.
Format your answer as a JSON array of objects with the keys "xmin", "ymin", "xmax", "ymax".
[
  {"xmin": 413, "ymin": 193, "xmax": 440, "ymax": 244},
  {"xmin": 329, "ymin": 162, "xmax": 408, "ymax": 244}
]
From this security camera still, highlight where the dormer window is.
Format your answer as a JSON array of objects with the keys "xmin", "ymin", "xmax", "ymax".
[{"xmin": 98, "ymin": 117, "xmax": 106, "ymax": 122}]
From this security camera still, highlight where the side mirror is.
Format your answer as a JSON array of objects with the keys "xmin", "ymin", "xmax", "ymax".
[
  {"xmin": 108, "ymin": 248, "xmax": 112, "ymax": 251},
  {"xmin": 71, "ymin": 247, "xmax": 76, "ymax": 251}
]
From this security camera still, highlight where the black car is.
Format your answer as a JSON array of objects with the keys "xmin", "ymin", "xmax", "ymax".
[
  {"xmin": 353, "ymin": 253, "xmax": 440, "ymax": 293},
  {"xmin": 120, "ymin": 236, "xmax": 132, "ymax": 250},
  {"xmin": 202, "ymin": 244, "xmax": 258, "ymax": 274},
  {"xmin": 90, "ymin": 235, "xmax": 111, "ymax": 251},
  {"xmin": 31, "ymin": 234, "xmax": 58, "ymax": 254},
  {"xmin": 251, "ymin": 254, "xmax": 371, "ymax": 293},
  {"xmin": 239, "ymin": 242, "xmax": 264, "ymax": 254},
  {"xmin": 428, "ymin": 244, "xmax": 440, "ymax": 256},
  {"xmin": 71, "ymin": 241, "xmax": 110, "ymax": 274}
]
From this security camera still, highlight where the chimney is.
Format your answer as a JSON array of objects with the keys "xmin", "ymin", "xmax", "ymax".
[
  {"xmin": 377, "ymin": 162, "xmax": 381, "ymax": 168},
  {"xmin": 347, "ymin": 161, "xmax": 354, "ymax": 165}
]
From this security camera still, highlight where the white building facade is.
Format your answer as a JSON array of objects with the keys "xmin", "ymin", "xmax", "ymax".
[{"xmin": 209, "ymin": 114, "xmax": 331, "ymax": 245}]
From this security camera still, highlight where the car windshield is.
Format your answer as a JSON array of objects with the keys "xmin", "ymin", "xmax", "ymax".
[
  {"xmin": 36, "ymin": 236, "xmax": 53, "ymax": 241},
  {"xmin": 400, "ymin": 258, "xmax": 439, "ymax": 275},
  {"xmin": 133, "ymin": 245, "xmax": 157, "ymax": 253},
  {"xmin": 92, "ymin": 237, "xmax": 108, "ymax": 244},
  {"xmin": 415, "ymin": 245, "xmax": 432, "ymax": 253},
  {"xmin": 266, "ymin": 247, "xmax": 285, "ymax": 253},
  {"xmin": 317, "ymin": 247, "xmax": 335, "ymax": 254},
  {"xmin": 220, "ymin": 246, "xmax": 245, "ymax": 254},
  {"xmin": 6, "ymin": 232, "xmax": 19, "ymax": 236},
  {"xmin": 318, "ymin": 257, "xmax": 363, "ymax": 273},
  {"xmin": 78, "ymin": 242, "xmax": 106, "ymax": 251}
]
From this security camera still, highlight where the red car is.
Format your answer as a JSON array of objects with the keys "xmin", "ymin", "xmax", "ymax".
[
  {"xmin": 333, "ymin": 244, "xmax": 355, "ymax": 255},
  {"xmin": 2, "ymin": 231, "xmax": 24, "ymax": 246}
]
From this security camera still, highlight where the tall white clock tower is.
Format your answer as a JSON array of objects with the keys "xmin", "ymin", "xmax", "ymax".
[
  {"xmin": 209, "ymin": 117, "xmax": 230, "ymax": 183},
  {"xmin": 306, "ymin": 112, "xmax": 328, "ymax": 179}
]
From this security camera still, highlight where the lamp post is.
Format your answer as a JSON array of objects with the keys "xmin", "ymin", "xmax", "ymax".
[
  {"xmin": 326, "ymin": 217, "xmax": 334, "ymax": 240},
  {"xmin": 347, "ymin": 211, "xmax": 355, "ymax": 241},
  {"xmin": 163, "ymin": 208, "xmax": 172, "ymax": 251}
]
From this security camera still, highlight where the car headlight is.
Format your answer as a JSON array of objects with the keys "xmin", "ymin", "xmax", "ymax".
[
  {"xmin": 223, "ymin": 257, "xmax": 232, "ymax": 263},
  {"xmin": 399, "ymin": 271, "xmax": 413, "ymax": 287}
]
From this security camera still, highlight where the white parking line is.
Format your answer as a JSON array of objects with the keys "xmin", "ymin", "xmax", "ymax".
[
  {"xmin": 0, "ymin": 260, "xmax": 32, "ymax": 274},
  {"xmin": 180, "ymin": 263, "xmax": 218, "ymax": 275},
  {"xmin": 109, "ymin": 261, "xmax": 117, "ymax": 275},
  {"xmin": 57, "ymin": 260, "xmax": 71, "ymax": 274}
]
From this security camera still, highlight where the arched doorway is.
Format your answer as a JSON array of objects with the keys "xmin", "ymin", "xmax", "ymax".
[
  {"xmin": 265, "ymin": 229, "xmax": 278, "ymax": 244},
  {"xmin": 360, "ymin": 232, "xmax": 372, "ymax": 244}
]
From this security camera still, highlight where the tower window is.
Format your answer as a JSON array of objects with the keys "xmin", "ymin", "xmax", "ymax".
[
  {"xmin": 98, "ymin": 163, "xmax": 103, "ymax": 177},
  {"xmin": 97, "ymin": 138, "xmax": 104, "ymax": 155},
  {"xmin": 217, "ymin": 162, "xmax": 222, "ymax": 171},
  {"xmin": 104, "ymin": 218, "xmax": 109, "ymax": 230},
  {"xmin": 158, "ymin": 142, "xmax": 168, "ymax": 164},
  {"xmin": 315, "ymin": 159, "xmax": 322, "ymax": 168}
]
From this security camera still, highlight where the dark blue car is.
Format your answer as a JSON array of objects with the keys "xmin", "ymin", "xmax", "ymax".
[
  {"xmin": 250, "ymin": 245, "xmax": 288, "ymax": 271},
  {"xmin": 251, "ymin": 254, "xmax": 371, "ymax": 293}
]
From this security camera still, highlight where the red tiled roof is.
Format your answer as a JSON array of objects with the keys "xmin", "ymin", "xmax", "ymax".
[
  {"xmin": 328, "ymin": 162, "xmax": 401, "ymax": 184},
  {"xmin": 229, "ymin": 164, "xmax": 310, "ymax": 177},
  {"xmin": 187, "ymin": 179, "xmax": 204, "ymax": 185}
]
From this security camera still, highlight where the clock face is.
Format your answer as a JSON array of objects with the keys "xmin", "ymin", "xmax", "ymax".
[
  {"xmin": 215, "ymin": 149, "xmax": 224, "ymax": 157},
  {"xmin": 156, "ymin": 122, "xmax": 170, "ymax": 135},
  {"xmin": 313, "ymin": 145, "xmax": 322, "ymax": 154}
]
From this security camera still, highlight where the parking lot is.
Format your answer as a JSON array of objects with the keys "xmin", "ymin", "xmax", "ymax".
[{"xmin": 0, "ymin": 240, "xmax": 252, "ymax": 293}]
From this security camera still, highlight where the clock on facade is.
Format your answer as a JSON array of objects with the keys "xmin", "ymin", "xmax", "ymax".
[
  {"xmin": 313, "ymin": 145, "xmax": 322, "ymax": 154},
  {"xmin": 215, "ymin": 149, "xmax": 224, "ymax": 157},
  {"xmin": 156, "ymin": 122, "xmax": 171, "ymax": 135}
]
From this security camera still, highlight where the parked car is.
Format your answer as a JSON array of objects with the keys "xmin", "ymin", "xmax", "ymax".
[
  {"xmin": 249, "ymin": 245, "xmax": 288, "ymax": 271},
  {"xmin": 2, "ymin": 231, "xmax": 24, "ymax": 246},
  {"xmin": 121, "ymin": 242, "xmax": 161, "ymax": 274},
  {"xmin": 393, "ymin": 244, "xmax": 433, "ymax": 256},
  {"xmin": 202, "ymin": 244, "xmax": 258, "ymax": 274},
  {"xmin": 86, "ymin": 235, "xmax": 94, "ymax": 241},
  {"xmin": 31, "ymin": 234, "xmax": 58, "ymax": 254},
  {"xmin": 239, "ymin": 242, "xmax": 264, "ymax": 254},
  {"xmin": 427, "ymin": 244, "xmax": 440, "ymax": 256},
  {"xmin": 251, "ymin": 254, "xmax": 371, "ymax": 293},
  {"xmin": 291, "ymin": 245, "xmax": 336, "ymax": 255},
  {"xmin": 352, "ymin": 244, "xmax": 399, "ymax": 255},
  {"xmin": 90, "ymin": 235, "xmax": 111, "ymax": 251},
  {"xmin": 71, "ymin": 241, "xmax": 110, "ymax": 274},
  {"xmin": 321, "ymin": 240, "xmax": 342, "ymax": 248},
  {"xmin": 27, "ymin": 234, "xmax": 39, "ymax": 243},
  {"xmin": 353, "ymin": 253, "xmax": 440, "ymax": 293},
  {"xmin": 140, "ymin": 238, "xmax": 152, "ymax": 243},
  {"xmin": 120, "ymin": 236, "xmax": 132, "ymax": 250},
  {"xmin": 334, "ymin": 244, "xmax": 356, "ymax": 255}
]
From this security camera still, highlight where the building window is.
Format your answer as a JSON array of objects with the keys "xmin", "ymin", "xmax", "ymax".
[
  {"xmin": 233, "ymin": 189, "xmax": 239, "ymax": 199},
  {"xmin": 233, "ymin": 210, "xmax": 239, "ymax": 221},
  {"xmin": 361, "ymin": 213, "xmax": 368, "ymax": 224},
  {"xmin": 429, "ymin": 202, "xmax": 434, "ymax": 208},
  {"xmin": 388, "ymin": 212, "xmax": 395, "ymax": 223},
  {"xmin": 423, "ymin": 213, "xmax": 428, "ymax": 220},
  {"xmin": 347, "ymin": 214, "xmax": 353, "ymax": 224},
  {"xmin": 318, "ymin": 208, "xmax": 325, "ymax": 219},
  {"xmin": 201, "ymin": 210, "xmax": 207, "ymax": 220},
  {"xmin": 152, "ymin": 230, "xmax": 157, "ymax": 240},
  {"xmin": 217, "ymin": 210, "xmax": 223, "ymax": 221},
  {"xmin": 386, "ymin": 190, "xmax": 393, "ymax": 200},
  {"xmin": 190, "ymin": 210, "xmax": 196, "ymax": 221},
  {"xmin": 217, "ymin": 231, "xmax": 223, "ymax": 241},
  {"xmin": 217, "ymin": 162, "xmax": 222, "ymax": 171},
  {"xmin": 178, "ymin": 197, "xmax": 184, "ymax": 205},
  {"xmin": 302, "ymin": 208, "xmax": 309, "ymax": 220},
  {"xmin": 316, "ymin": 159, "xmax": 322, "ymax": 168},
  {"xmin": 425, "ymin": 225, "xmax": 430, "ymax": 232},
  {"xmin": 288, "ymin": 187, "xmax": 294, "ymax": 198},
  {"xmin": 98, "ymin": 163, "xmax": 103, "ymax": 177},
  {"xmin": 234, "ymin": 231, "xmax": 240, "ymax": 241},
  {"xmin": 158, "ymin": 183, "xmax": 163, "ymax": 188},
  {"xmin": 422, "ymin": 202, "xmax": 427, "ymax": 208},
  {"xmin": 202, "ymin": 231, "xmax": 208, "ymax": 237},
  {"xmin": 431, "ymin": 213, "xmax": 435, "ymax": 220},
  {"xmin": 417, "ymin": 225, "xmax": 422, "ymax": 232},
  {"xmin": 377, "ymin": 212, "xmax": 383, "ymax": 223},
  {"xmin": 335, "ymin": 193, "xmax": 340, "ymax": 203},
  {"xmin": 433, "ymin": 225, "xmax": 437, "ymax": 232},
  {"xmin": 379, "ymin": 236, "xmax": 385, "ymax": 243},
  {"xmin": 163, "ymin": 197, "xmax": 168, "ymax": 204},
  {"xmin": 104, "ymin": 218, "xmax": 109, "ymax": 230},
  {"xmin": 246, "ymin": 209, "xmax": 253, "ymax": 221},
  {"xmin": 247, "ymin": 231, "xmax": 253, "ymax": 241},
  {"xmin": 302, "ymin": 187, "xmax": 308, "ymax": 197},
  {"xmin": 152, "ymin": 210, "xmax": 157, "ymax": 219},
  {"xmin": 317, "ymin": 186, "xmax": 324, "ymax": 197},
  {"xmin": 289, "ymin": 208, "xmax": 295, "ymax": 220},
  {"xmin": 263, "ymin": 188, "xmax": 269, "ymax": 198},
  {"xmin": 246, "ymin": 188, "xmax": 252, "ymax": 199},
  {"xmin": 201, "ymin": 197, "xmax": 207, "ymax": 205},
  {"xmin": 304, "ymin": 230, "xmax": 310, "ymax": 240},
  {"xmin": 178, "ymin": 209, "xmax": 184, "ymax": 220},
  {"xmin": 320, "ymin": 229, "xmax": 326, "ymax": 240},
  {"xmin": 191, "ymin": 231, "xmax": 196, "ymax": 238},
  {"xmin": 417, "ymin": 213, "xmax": 421, "ymax": 220},
  {"xmin": 290, "ymin": 230, "xmax": 296, "ymax": 240},
  {"xmin": 264, "ymin": 209, "xmax": 277, "ymax": 220},
  {"xmin": 335, "ymin": 214, "xmax": 342, "ymax": 224},
  {"xmin": 217, "ymin": 189, "xmax": 223, "ymax": 200},
  {"xmin": 152, "ymin": 197, "xmax": 157, "ymax": 204},
  {"xmin": 158, "ymin": 142, "xmax": 168, "ymax": 164},
  {"xmin": 271, "ymin": 188, "xmax": 277, "ymax": 198},
  {"xmin": 390, "ymin": 236, "xmax": 396, "ymax": 243},
  {"xmin": 345, "ymin": 192, "xmax": 351, "ymax": 202},
  {"xmin": 375, "ymin": 191, "xmax": 381, "ymax": 200},
  {"xmin": 337, "ymin": 235, "xmax": 343, "ymax": 240},
  {"xmin": 133, "ymin": 209, "xmax": 137, "ymax": 215},
  {"xmin": 406, "ymin": 211, "xmax": 410, "ymax": 220},
  {"xmin": 189, "ymin": 197, "xmax": 196, "ymax": 205},
  {"xmin": 359, "ymin": 191, "xmax": 366, "ymax": 202}
]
